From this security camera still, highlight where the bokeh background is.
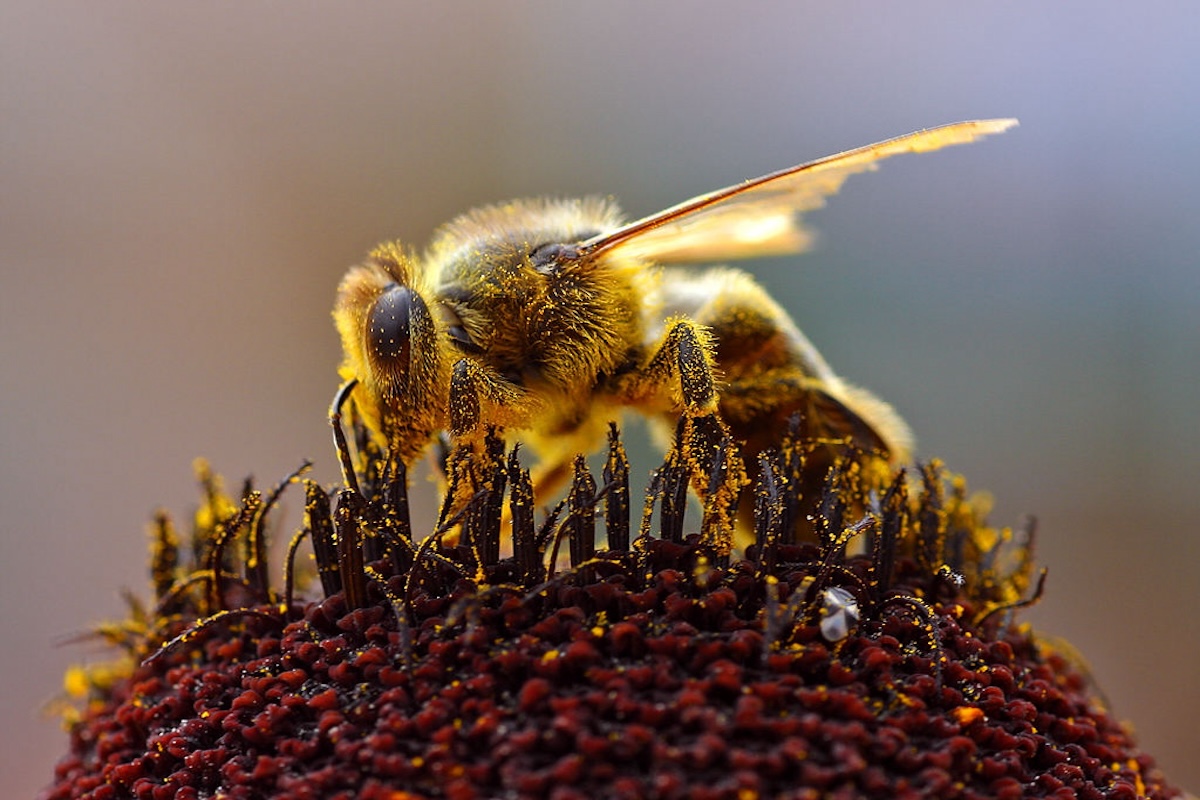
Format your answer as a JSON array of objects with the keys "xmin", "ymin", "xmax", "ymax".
[{"xmin": 3, "ymin": 4, "xmax": 1197, "ymax": 795}]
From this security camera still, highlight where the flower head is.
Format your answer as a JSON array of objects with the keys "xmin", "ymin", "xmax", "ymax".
[{"xmin": 43, "ymin": 419, "xmax": 1185, "ymax": 799}]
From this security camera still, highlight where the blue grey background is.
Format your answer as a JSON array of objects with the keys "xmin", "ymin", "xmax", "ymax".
[{"xmin": 3, "ymin": 4, "xmax": 1197, "ymax": 795}]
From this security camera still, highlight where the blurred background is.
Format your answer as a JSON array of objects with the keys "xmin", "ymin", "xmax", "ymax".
[{"xmin": 3, "ymin": 3, "xmax": 1197, "ymax": 795}]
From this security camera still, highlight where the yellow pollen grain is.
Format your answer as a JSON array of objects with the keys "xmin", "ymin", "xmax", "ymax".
[
  {"xmin": 63, "ymin": 666, "xmax": 89, "ymax": 698},
  {"xmin": 1126, "ymin": 758, "xmax": 1146, "ymax": 795},
  {"xmin": 951, "ymin": 706, "xmax": 984, "ymax": 725}
]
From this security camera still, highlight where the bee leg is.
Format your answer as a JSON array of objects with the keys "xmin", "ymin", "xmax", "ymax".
[
  {"xmin": 448, "ymin": 360, "xmax": 483, "ymax": 438},
  {"xmin": 679, "ymin": 412, "xmax": 746, "ymax": 556},
  {"xmin": 447, "ymin": 358, "xmax": 531, "ymax": 437},
  {"xmin": 619, "ymin": 319, "xmax": 746, "ymax": 551},
  {"xmin": 626, "ymin": 317, "xmax": 720, "ymax": 416},
  {"xmin": 439, "ymin": 359, "xmax": 495, "ymax": 525},
  {"xmin": 443, "ymin": 358, "xmax": 539, "ymax": 528}
]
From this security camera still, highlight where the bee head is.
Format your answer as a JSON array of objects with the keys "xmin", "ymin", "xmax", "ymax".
[{"xmin": 334, "ymin": 242, "xmax": 452, "ymax": 463}]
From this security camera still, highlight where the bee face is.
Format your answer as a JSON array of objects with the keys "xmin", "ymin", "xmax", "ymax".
[
  {"xmin": 333, "ymin": 119, "xmax": 1017, "ymax": 534},
  {"xmin": 334, "ymin": 243, "xmax": 454, "ymax": 465}
]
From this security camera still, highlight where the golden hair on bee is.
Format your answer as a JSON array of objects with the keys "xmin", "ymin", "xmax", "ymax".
[{"xmin": 333, "ymin": 119, "xmax": 1017, "ymax": 546}]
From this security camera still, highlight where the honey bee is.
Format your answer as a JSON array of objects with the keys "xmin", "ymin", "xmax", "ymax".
[{"xmin": 334, "ymin": 119, "xmax": 1017, "ymax": 541}]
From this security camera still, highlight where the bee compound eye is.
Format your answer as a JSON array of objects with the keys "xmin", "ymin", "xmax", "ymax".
[{"xmin": 368, "ymin": 284, "xmax": 423, "ymax": 365}]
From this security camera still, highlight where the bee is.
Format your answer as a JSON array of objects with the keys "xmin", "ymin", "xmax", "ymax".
[{"xmin": 334, "ymin": 119, "xmax": 1017, "ymax": 542}]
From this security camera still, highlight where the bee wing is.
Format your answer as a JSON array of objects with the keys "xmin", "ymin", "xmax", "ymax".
[{"xmin": 579, "ymin": 119, "xmax": 1017, "ymax": 264}]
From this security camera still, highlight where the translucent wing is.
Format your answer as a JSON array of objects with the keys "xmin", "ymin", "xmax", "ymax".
[{"xmin": 578, "ymin": 119, "xmax": 1017, "ymax": 264}]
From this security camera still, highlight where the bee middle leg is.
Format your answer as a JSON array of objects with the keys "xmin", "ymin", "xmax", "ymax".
[{"xmin": 621, "ymin": 316, "xmax": 720, "ymax": 416}]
